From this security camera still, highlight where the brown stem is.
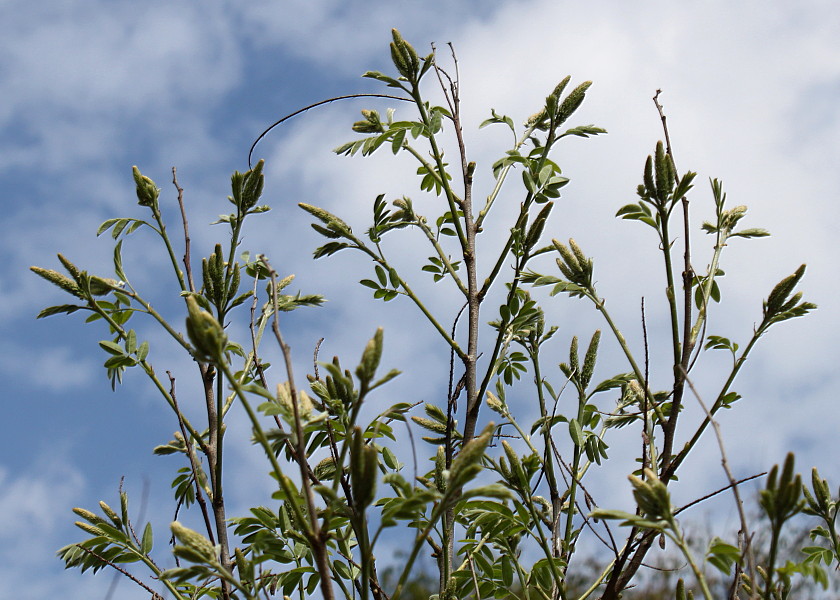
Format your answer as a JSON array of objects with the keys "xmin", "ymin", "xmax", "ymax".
[
  {"xmin": 167, "ymin": 372, "xmax": 216, "ymax": 545},
  {"xmin": 264, "ymin": 260, "xmax": 335, "ymax": 600},
  {"xmin": 171, "ymin": 167, "xmax": 195, "ymax": 293},
  {"xmin": 201, "ymin": 365, "xmax": 232, "ymax": 600}
]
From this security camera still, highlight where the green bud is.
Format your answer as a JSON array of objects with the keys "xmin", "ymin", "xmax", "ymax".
[
  {"xmin": 390, "ymin": 29, "xmax": 419, "ymax": 81},
  {"xmin": 502, "ymin": 440, "xmax": 526, "ymax": 489},
  {"xmin": 170, "ymin": 521, "xmax": 218, "ymax": 563},
  {"xmin": 629, "ymin": 469, "xmax": 672, "ymax": 520},
  {"xmin": 99, "ymin": 501, "xmax": 122, "ymax": 527},
  {"xmin": 569, "ymin": 336, "xmax": 580, "ymax": 379},
  {"xmin": 73, "ymin": 507, "xmax": 105, "ymax": 526},
  {"xmin": 314, "ymin": 456, "xmax": 338, "ymax": 481},
  {"xmin": 435, "ymin": 445, "xmax": 446, "ymax": 493},
  {"xmin": 30, "ymin": 266, "xmax": 85, "ymax": 299},
  {"xmin": 556, "ymin": 81, "xmax": 592, "ymax": 125},
  {"xmin": 485, "ymin": 391, "xmax": 505, "ymax": 414},
  {"xmin": 449, "ymin": 423, "xmax": 493, "ymax": 490},
  {"xmin": 352, "ymin": 109, "xmax": 384, "ymax": 134},
  {"xmin": 569, "ymin": 239, "xmax": 588, "ymax": 269},
  {"xmin": 643, "ymin": 155, "xmax": 655, "ymax": 198},
  {"xmin": 356, "ymin": 328, "xmax": 384, "ymax": 384},
  {"xmin": 184, "ymin": 295, "xmax": 227, "ymax": 363},
  {"xmin": 411, "ymin": 417, "xmax": 447, "ymax": 434},
  {"xmin": 74, "ymin": 521, "xmax": 104, "ymax": 536},
  {"xmin": 580, "ymin": 330, "xmax": 601, "ymax": 390},
  {"xmin": 298, "ymin": 203, "xmax": 352, "ymax": 236},
  {"xmin": 132, "ymin": 166, "xmax": 159, "ymax": 208},
  {"xmin": 653, "ymin": 141, "xmax": 673, "ymax": 202},
  {"xmin": 350, "ymin": 427, "xmax": 378, "ymax": 510},
  {"xmin": 550, "ymin": 76, "xmax": 572, "ymax": 101},
  {"xmin": 525, "ymin": 108, "xmax": 548, "ymax": 129}
]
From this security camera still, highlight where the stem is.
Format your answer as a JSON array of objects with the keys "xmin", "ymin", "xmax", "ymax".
[
  {"xmin": 265, "ymin": 262, "xmax": 335, "ymax": 600},
  {"xmin": 149, "ymin": 202, "xmax": 187, "ymax": 292}
]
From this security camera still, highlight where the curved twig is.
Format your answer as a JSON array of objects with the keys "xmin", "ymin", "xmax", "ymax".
[{"xmin": 248, "ymin": 93, "xmax": 413, "ymax": 167}]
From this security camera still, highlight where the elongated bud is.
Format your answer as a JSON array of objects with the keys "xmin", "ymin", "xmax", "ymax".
[
  {"xmin": 356, "ymin": 328, "xmax": 384, "ymax": 384},
  {"xmin": 449, "ymin": 423, "xmax": 494, "ymax": 490},
  {"xmin": 502, "ymin": 440, "xmax": 526, "ymax": 488},
  {"xmin": 581, "ymin": 330, "xmax": 601, "ymax": 390},
  {"xmin": 556, "ymin": 81, "xmax": 592, "ymax": 125},
  {"xmin": 73, "ymin": 507, "xmax": 105, "ymax": 525},
  {"xmin": 99, "ymin": 501, "xmax": 122, "ymax": 527},
  {"xmin": 298, "ymin": 203, "xmax": 352, "ymax": 236},
  {"xmin": 30, "ymin": 266, "xmax": 85, "ymax": 299},
  {"xmin": 434, "ymin": 445, "xmax": 446, "ymax": 493},
  {"xmin": 74, "ymin": 521, "xmax": 103, "ymax": 536},
  {"xmin": 132, "ymin": 166, "xmax": 159, "ymax": 208},
  {"xmin": 170, "ymin": 521, "xmax": 218, "ymax": 563},
  {"xmin": 485, "ymin": 391, "xmax": 505, "ymax": 414},
  {"xmin": 185, "ymin": 295, "xmax": 227, "ymax": 363},
  {"xmin": 390, "ymin": 29, "xmax": 419, "ymax": 81},
  {"xmin": 350, "ymin": 427, "xmax": 378, "ymax": 510}
]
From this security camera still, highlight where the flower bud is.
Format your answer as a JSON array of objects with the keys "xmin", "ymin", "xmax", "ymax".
[
  {"xmin": 170, "ymin": 521, "xmax": 218, "ymax": 563},
  {"xmin": 132, "ymin": 166, "xmax": 159, "ymax": 208},
  {"xmin": 185, "ymin": 295, "xmax": 227, "ymax": 363}
]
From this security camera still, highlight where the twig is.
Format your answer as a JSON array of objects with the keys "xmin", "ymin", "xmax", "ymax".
[
  {"xmin": 653, "ymin": 90, "xmax": 676, "ymax": 170},
  {"xmin": 76, "ymin": 545, "xmax": 164, "ymax": 599},
  {"xmin": 248, "ymin": 93, "xmax": 413, "ymax": 167},
  {"xmin": 674, "ymin": 473, "xmax": 766, "ymax": 516},
  {"xmin": 167, "ymin": 371, "xmax": 217, "ymax": 545},
  {"xmin": 262, "ymin": 256, "xmax": 335, "ymax": 600},
  {"xmin": 680, "ymin": 366, "xmax": 758, "ymax": 599},
  {"xmin": 171, "ymin": 167, "xmax": 195, "ymax": 293},
  {"xmin": 641, "ymin": 298, "xmax": 651, "ymax": 473}
]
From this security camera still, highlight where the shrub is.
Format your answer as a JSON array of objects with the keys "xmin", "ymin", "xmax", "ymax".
[{"xmin": 34, "ymin": 29, "xmax": 837, "ymax": 600}]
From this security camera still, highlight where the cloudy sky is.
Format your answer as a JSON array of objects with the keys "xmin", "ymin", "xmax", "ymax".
[{"xmin": 2, "ymin": 1, "xmax": 839, "ymax": 598}]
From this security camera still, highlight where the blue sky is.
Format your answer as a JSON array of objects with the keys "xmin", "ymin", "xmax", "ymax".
[{"xmin": 2, "ymin": 1, "xmax": 840, "ymax": 598}]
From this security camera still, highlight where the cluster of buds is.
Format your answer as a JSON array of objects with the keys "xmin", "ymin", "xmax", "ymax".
[{"xmin": 132, "ymin": 166, "xmax": 160, "ymax": 208}]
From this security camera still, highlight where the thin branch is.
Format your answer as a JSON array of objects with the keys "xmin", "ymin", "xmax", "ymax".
[
  {"xmin": 248, "ymin": 93, "xmax": 413, "ymax": 167},
  {"xmin": 172, "ymin": 167, "xmax": 195, "ymax": 293},
  {"xmin": 680, "ymin": 366, "xmax": 758, "ymax": 599},
  {"xmin": 167, "ymin": 371, "xmax": 216, "ymax": 545},
  {"xmin": 262, "ymin": 256, "xmax": 335, "ymax": 600},
  {"xmin": 75, "ymin": 546, "xmax": 164, "ymax": 600}
]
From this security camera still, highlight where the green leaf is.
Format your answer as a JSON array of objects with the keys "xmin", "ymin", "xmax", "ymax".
[
  {"xmin": 140, "ymin": 522, "xmax": 153, "ymax": 554},
  {"xmin": 98, "ymin": 341, "xmax": 125, "ymax": 356},
  {"xmin": 37, "ymin": 304, "xmax": 84, "ymax": 318},
  {"xmin": 568, "ymin": 419, "xmax": 584, "ymax": 447}
]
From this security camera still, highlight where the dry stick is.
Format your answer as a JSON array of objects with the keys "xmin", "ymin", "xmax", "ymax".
[
  {"xmin": 680, "ymin": 366, "xmax": 758, "ymax": 599},
  {"xmin": 264, "ymin": 260, "xmax": 335, "ymax": 600},
  {"xmin": 167, "ymin": 372, "xmax": 217, "ymax": 546},
  {"xmin": 171, "ymin": 167, "xmax": 195, "ymax": 293}
]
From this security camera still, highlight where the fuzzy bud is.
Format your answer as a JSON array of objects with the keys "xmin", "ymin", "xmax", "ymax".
[
  {"xmin": 170, "ymin": 521, "xmax": 218, "ymax": 563},
  {"xmin": 185, "ymin": 295, "xmax": 227, "ymax": 363},
  {"xmin": 132, "ymin": 166, "xmax": 159, "ymax": 208}
]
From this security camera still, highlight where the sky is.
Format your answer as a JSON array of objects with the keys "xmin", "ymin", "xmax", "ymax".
[{"xmin": 2, "ymin": 1, "xmax": 840, "ymax": 598}]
